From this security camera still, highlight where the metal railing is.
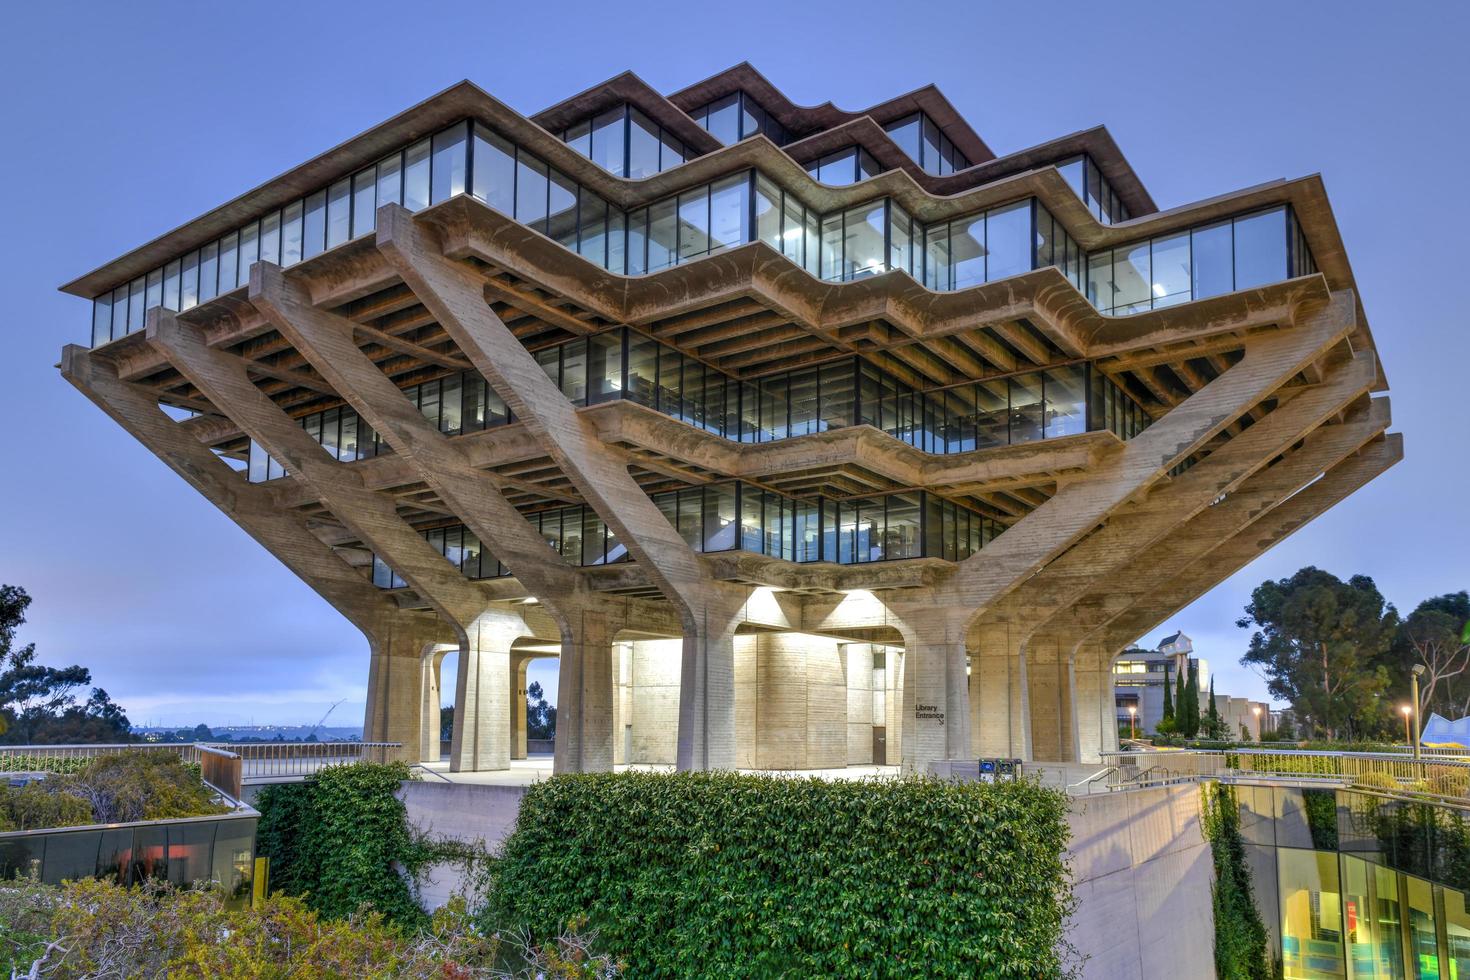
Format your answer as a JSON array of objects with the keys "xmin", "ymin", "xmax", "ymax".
[
  {"xmin": 207, "ymin": 741, "xmax": 403, "ymax": 781},
  {"xmin": 1098, "ymin": 747, "xmax": 1470, "ymax": 792},
  {"xmin": 0, "ymin": 741, "xmax": 401, "ymax": 792},
  {"xmin": 0, "ymin": 741, "xmax": 244, "ymax": 805}
]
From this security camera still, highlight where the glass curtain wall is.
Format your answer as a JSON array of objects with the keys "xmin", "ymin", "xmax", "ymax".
[
  {"xmin": 689, "ymin": 91, "xmax": 789, "ymax": 146},
  {"xmin": 1056, "ymin": 155, "xmax": 1131, "ymax": 225},
  {"xmin": 1086, "ymin": 206, "xmax": 1315, "ymax": 315},
  {"xmin": 559, "ymin": 104, "xmax": 687, "ymax": 179},
  {"xmin": 371, "ymin": 482, "xmax": 999, "ymax": 587},
  {"xmin": 884, "ymin": 113, "xmax": 971, "ymax": 175},
  {"xmin": 249, "ymin": 329, "xmax": 1149, "ymax": 483},
  {"xmin": 806, "ymin": 146, "xmax": 883, "ymax": 186}
]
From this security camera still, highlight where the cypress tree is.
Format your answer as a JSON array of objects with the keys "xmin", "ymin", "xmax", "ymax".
[
  {"xmin": 1161, "ymin": 663, "xmax": 1175, "ymax": 729},
  {"xmin": 1175, "ymin": 663, "xmax": 1189, "ymax": 736},
  {"xmin": 1183, "ymin": 663, "xmax": 1201, "ymax": 738},
  {"xmin": 1208, "ymin": 677, "xmax": 1220, "ymax": 737}
]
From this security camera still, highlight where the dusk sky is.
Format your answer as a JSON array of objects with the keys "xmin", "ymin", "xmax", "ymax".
[{"xmin": 1, "ymin": 1, "xmax": 1465, "ymax": 728}]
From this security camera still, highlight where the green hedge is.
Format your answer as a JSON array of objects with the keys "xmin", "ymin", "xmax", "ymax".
[
  {"xmin": 486, "ymin": 772, "xmax": 1074, "ymax": 978},
  {"xmin": 255, "ymin": 761, "xmax": 427, "ymax": 926}
]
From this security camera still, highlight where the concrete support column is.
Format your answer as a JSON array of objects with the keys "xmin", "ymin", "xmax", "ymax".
[
  {"xmin": 509, "ymin": 655, "xmax": 531, "ymax": 761},
  {"xmin": 419, "ymin": 650, "xmax": 446, "ymax": 763},
  {"xmin": 364, "ymin": 631, "xmax": 436, "ymax": 763},
  {"xmin": 449, "ymin": 614, "xmax": 532, "ymax": 773},
  {"xmin": 1025, "ymin": 633, "xmax": 1072, "ymax": 763},
  {"xmin": 970, "ymin": 625, "xmax": 1030, "ymax": 759},
  {"xmin": 845, "ymin": 643, "xmax": 875, "ymax": 765},
  {"xmin": 555, "ymin": 607, "xmax": 614, "ymax": 774},
  {"xmin": 900, "ymin": 616, "xmax": 972, "ymax": 774},
  {"xmin": 1070, "ymin": 641, "xmax": 1114, "ymax": 764},
  {"xmin": 677, "ymin": 603, "xmax": 743, "ymax": 771}
]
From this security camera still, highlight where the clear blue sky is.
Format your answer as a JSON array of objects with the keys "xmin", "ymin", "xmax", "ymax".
[{"xmin": 1, "ymin": 0, "xmax": 1465, "ymax": 727}]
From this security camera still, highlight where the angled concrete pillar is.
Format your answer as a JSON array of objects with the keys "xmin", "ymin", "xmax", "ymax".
[
  {"xmin": 1102, "ymin": 435, "xmax": 1402, "ymax": 656},
  {"xmin": 61, "ymin": 343, "xmax": 450, "ymax": 764},
  {"xmin": 947, "ymin": 291, "xmax": 1359, "ymax": 626},
  {"xmin": 376, "ymin": 205, "xmax": 752, "ymax": 770}
]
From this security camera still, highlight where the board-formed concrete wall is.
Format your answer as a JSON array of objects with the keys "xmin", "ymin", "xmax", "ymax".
[
  {"xmin": 733, "ymin": 632, "xmax": 848, "ymax": 769},
  {"xmin": 628, "ymin": 639, "xmax": 681, "ymax": 764},
  {"xmin": 1064, "ymin": 784, "xmax": 1216, "ymax": 980}
]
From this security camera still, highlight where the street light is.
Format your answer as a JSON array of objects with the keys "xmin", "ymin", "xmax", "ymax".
[
  {"xmin": 1411, "ymin": 665, "xmax": 1426, "ymax": 761},
  {"xmin": 1127, "ymin": 704, "xmax": 1137, "ymax": 741},
  {"xmin": 1402, "ymin": 705, "xmax": 1413, "ymax": 750},
  {"xmin": 1252, "ymin": 705, "xmax": 1262, "ymax": 739}
]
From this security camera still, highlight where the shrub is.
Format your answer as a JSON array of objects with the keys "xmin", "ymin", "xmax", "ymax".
[
  {"xmin": 1354, "ymin": 771, "xmax": 1402, "ymax": 792},
  {"xmin": 1, "ymin": 878, "xmax": 619, "ymax": 979},
  {"xmin": 255, "ymin": 761, "xmax": 429, "ymax": 927},
  {"xmin": 487, "ymin": 771, "xmax": 1074, "ymax": 977},
  {"xmin": 64, "ymin": 750, "xmax": 221, "ymax": 824},
  {"xmin": 0, "ymin": 781, "xmax": 92, "ymax": 831}
]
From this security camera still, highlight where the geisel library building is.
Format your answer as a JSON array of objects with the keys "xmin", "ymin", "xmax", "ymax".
[{"xmin": 60, "ymin": 65, "xmax": 1399, "ymax": 776}]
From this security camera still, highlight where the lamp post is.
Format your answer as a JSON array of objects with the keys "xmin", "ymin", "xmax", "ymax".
[
  {"xmin": 1127, "ymin": 704, "xmax": 1137, "ymax": 741},
  {"xmin": 1411, "ymin": 665, "xmax": 1426, "ymax": 761},
  {"xmin": 1252, "ymin": 705, "xmax": 1262, "ymax": 740},
  {"xmin": 1402, "ymin": 705, "xmax": 1413, "ymax": 751}
]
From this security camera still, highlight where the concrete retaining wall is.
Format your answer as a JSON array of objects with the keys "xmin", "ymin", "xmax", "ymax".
[
  {"xmin": 1066, "ymin": 784, "xmax": 1216, "ymax": 980},
  {"xmin": 399, "ymin": 777, "xmax": 1217, "ymax": 980}
]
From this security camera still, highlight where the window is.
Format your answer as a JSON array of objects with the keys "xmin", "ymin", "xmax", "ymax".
[
  {"xmin": 403, "ymin": 139, "xmax": 431, "ymax": 212},
  {"xmin": 627, "ymin": 109, "xmax": 661, "ymax": 180},
  {"xmin": 352, "ymin": 168, "xmax": 376, "ymax": 237},
  {"xmin": 326, "ymin": 178, "xmax": 351, "ymax": 248},
  {"xmin": 591, "ymin": 108, "xmax": 625, "ymax": 177},
  {"xmin": 1233, "ymin": 207, "xmax": 1288, "ymax": 290},
  {"xmin": 472, "ymin": 125, "xmax": 515, "ymax": 216},
  {"xmin": 302, "ymin": 190, "xmax": 326, "ymax": 259},
  {"xmin": 515, "ymin": 154, "xmax": 549, "ymax": 232},
  {"xmin": 430, "ymin": 123, "xmax": 468, "ymax": 204},
  {"xmin": 704, "ymin": 94, "xmax": 740, "ymax": 145}
]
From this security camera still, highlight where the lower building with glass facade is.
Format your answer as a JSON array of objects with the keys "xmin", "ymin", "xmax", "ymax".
[{"xmin": 58, "ymin": 64, "xmax": 1398, "ymax": 776}]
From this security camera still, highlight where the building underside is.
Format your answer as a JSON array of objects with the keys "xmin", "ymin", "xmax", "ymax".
[{"xmin": 59, "ymin": 65, "xmax": 1400, "ymax": 774}]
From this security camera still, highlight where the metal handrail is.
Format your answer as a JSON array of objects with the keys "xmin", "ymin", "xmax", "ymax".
[{"xmin": 1066, "ymin": 767, "xmax": 1118, "ymax": 793}]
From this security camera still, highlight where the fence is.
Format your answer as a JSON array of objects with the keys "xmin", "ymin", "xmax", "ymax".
[
  {"xmin": 0, "ymin": 741, "xmax": 402, "ymax": 796},
  {"xmin": 1091, "ymin": 747, "xmax": 1470, "ymax": 794},
  {"xmin": 206, "ymin": 741, "xmax": 402, "ymax": 782}
]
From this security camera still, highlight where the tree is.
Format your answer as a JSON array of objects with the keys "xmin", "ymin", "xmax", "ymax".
[
  {"xmin": 1181, "ymin": 663, "xmax": 1201, "ymax": 738},
  {"xmin": 1160, "ymin": 663, "xmax": 1176, "ymax": 732},
  {"xmin": 1387, "ymin": 593, "xmax": 1470, "ymax": 719},
  {"xmin": 1175, "ymin": 664, "xmax": 1188, "ymax": 734},
  {"xmin": 440, "ymin": 704, "xmax": 454, "ymax": 742},
  {"xmin": 1205, "ymin": 678, "xmax": 1222, "ymax": 738},
  {"xmin": 0, "ymin": 584, "xmax": 132, "ymax": 744},
  {"xmin": 526, "ymin": 681, "xmax": 556, "ymax": 741},
  {"xmin": 1238, "ymin": 567, "xmax": 1397, "ymax": 739}
]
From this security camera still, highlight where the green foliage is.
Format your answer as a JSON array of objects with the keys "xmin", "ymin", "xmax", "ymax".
[
  {"xmin": 1161, "ymin": 662, "xmax": 1175, "ymax": 728},
  {"xmin": 0, "ymin": 751, "xmax": 220, "ymax": 831},
  {"xmin": 0, "ymin": 781, "xmax": 92, "ymax": 831},
  {"xmin": 0, "ymin": 584, "xmax": 132, "ymax": 745},
  {"xmin": 0, "ymin": 754, "xmax": 89, "ymax": 775},
  {"xmin": 1303, "ymin": 789, "xmax": 1340, "ymax": 850},
  {"xmin": 256, "ymin": 761, "xmax": 438, "ymax": 927},
  {"xmin": 1200, "ymin": 783, "xmax": 1271, "ymax": 979},
  {"xmin": 487, "ymin": 771, "xmax": 1075, "ymax": 978},
  {"xmin": 1238, "ymin": 567, "xmax": 1397, "ymax": 739},
  {"xmin": 0, "ymin": 878, "xmax": 619, "ymax": 979},
  {"xmin": 1181, "ymin": 663, "xmax": 1201, "ymax": 738}
]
